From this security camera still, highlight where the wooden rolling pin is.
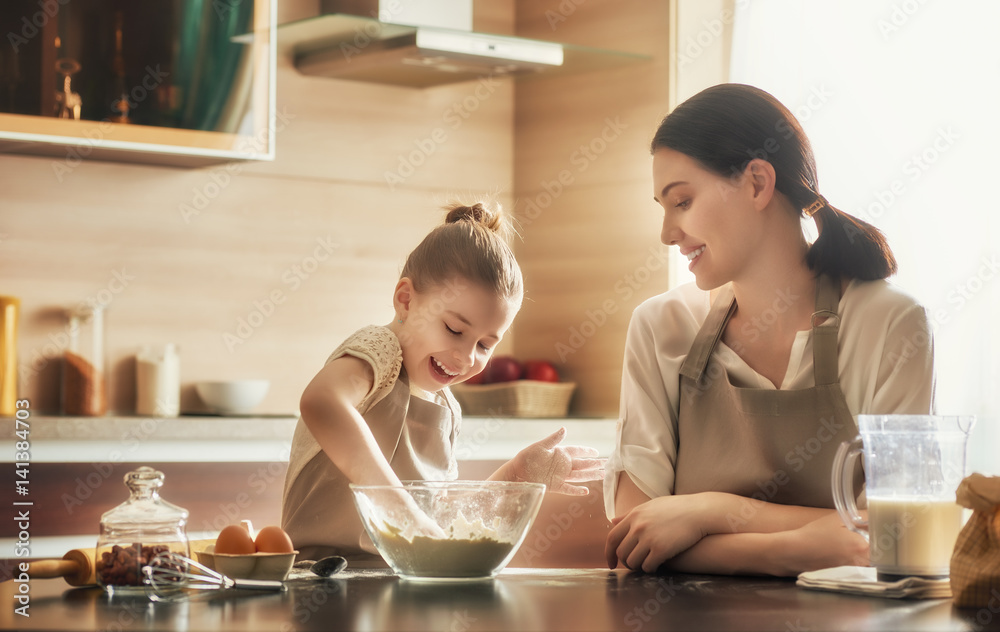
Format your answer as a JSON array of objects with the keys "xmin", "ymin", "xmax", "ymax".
[{"xmin": 26, "ymin": 539, "xmax": 216, "ymax": 587}]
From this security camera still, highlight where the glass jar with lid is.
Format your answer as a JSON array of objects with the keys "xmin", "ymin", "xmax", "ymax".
[
  {"xmin": 96, "ymin": 467, "xmax": 190, "ymax": 594},
  {"xmin": 62, "ymin": 304, "xmax": 107, "ymax": 416}
]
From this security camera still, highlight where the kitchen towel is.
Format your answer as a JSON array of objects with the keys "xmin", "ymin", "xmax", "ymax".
[{"xmin": 797, "ymin": 565, "xmax": 952, "ymax": 599}]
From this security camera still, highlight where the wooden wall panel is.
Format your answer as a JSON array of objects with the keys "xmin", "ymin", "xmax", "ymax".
[
  {"xmin": 513, "ymin": 0, "xmax": 674, "ymax": 415},
  {"xmin": 1, "ymin": 0, "xmax": 674, "ymax": 420},
  {"xmin": 0, "ymin": 1, "xmax": 516, "ymax": 415}
]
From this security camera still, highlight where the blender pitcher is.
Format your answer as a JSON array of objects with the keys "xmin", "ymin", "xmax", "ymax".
[{"xmin": 831, "ymin": 414, "xmax": 975, "ymax": 580}]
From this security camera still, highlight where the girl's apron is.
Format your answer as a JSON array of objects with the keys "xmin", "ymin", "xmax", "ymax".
[
  {"xmin": 674, "ymin": 275, "xmax": 861, "ymax": 508},
  {"xmin": 282, "ymin": 372, "xmax": 459, "ymax": 562}
]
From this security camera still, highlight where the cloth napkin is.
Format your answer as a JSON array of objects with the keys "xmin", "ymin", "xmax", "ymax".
[{"xmin": 797, "ymin": 565, "xmax": 952, "ymax": 599}]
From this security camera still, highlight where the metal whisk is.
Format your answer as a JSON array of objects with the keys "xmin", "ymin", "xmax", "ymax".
[{"xmin": 142, "ymin": 552, "xmax": 285, "ymax": 602}]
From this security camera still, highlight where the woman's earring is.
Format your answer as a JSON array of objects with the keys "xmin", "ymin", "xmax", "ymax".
[{"xmin": 397, "ymin": 317, "xmax": 404, "ymax": 324}]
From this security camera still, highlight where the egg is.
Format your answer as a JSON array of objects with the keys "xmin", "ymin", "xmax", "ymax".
[
  {"xmin": 254, "ymin": 525, "xmax": 295, "ymax": 553},
  {"xmin": 214, "ymin": 524, "xmax": 256, "ymax": 555}
]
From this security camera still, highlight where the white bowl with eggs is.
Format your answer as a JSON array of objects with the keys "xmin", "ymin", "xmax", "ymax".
[
  {"xmin": 194, "ymin": 379, "xmax": 270, "ymax": 415},
  {"xmin": 196, "ymin": 524, "xmax": 297, "ymax": 581}
]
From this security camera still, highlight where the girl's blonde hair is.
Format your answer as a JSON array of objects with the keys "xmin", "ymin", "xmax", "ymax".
[{"xmin": 400, "ymin": 201, "xmax": 523, "ymax": 304}]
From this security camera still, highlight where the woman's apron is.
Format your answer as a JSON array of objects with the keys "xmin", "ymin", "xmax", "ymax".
[
  {"xmin": 674, "ymin": 275, "xmax": 861, "ymax": 508},
  {"xmin": 282, "ymin": 372, "xmax": 459, "ymax": 562}
]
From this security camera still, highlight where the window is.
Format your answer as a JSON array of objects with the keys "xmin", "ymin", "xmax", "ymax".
[{"xmin": 676, "ymin": 0, "xmax": 999, "ymax": 474}]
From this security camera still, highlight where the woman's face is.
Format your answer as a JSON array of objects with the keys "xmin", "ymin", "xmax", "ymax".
[
  {"xmin": 652, "ymin": 147, "xmax": 762, "ymax": 290},
  {"xmin": 394, "ymin": 276, "xmax": 519, "ymax": 394}
]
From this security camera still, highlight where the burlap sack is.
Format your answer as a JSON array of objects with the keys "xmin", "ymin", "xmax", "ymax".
[{"xmin": 950, "ymin": 473, "xmax": 1000, "ymax": 608}]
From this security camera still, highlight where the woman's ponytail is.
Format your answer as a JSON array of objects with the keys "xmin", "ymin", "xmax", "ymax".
[{"xmin": 806, "ymin": 202, "xmax": 897, "ymax": 281}]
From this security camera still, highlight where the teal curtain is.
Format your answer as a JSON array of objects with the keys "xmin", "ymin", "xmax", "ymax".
[{"xmin": 172, "ymin": 0, "xmax": 253, "ymax": 132}]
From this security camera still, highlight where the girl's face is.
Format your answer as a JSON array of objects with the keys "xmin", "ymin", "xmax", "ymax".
[
  {"xmin": 393, "ymin": 276, "xmax": 519, "ymax": 394},
  {"xmin": 652, "ymin": 147, "xmax": 763, "ymax": 290}
]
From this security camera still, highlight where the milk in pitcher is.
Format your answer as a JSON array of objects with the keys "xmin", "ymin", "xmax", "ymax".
[{"xmin": 867, "ymin": 496, "xmax": 965, "ymax": 578}]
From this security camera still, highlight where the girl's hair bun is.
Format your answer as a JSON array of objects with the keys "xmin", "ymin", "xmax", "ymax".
[{"xmin": 444, "ymin": 201, "xmax": 506, "ymax": 236}]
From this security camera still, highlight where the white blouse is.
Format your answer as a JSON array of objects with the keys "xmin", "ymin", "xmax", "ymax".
[{"xmin": 603, "ymin": 279, "xmax": 936, "ymax": 518}]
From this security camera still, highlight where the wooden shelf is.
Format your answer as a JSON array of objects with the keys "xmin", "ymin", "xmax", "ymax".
[{"xmin": 0, "ymin": 0, "xmax": 276, "ymax": 168}]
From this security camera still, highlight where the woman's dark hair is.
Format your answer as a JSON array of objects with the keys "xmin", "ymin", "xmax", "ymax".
[{"xmin": 650, "ymin": 83, "xmax": 896, "ymax": 281}]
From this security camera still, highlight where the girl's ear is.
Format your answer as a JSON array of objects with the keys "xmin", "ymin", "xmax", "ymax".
[
  {"xmin": 393, "ymin": 278, "xmax": 415, "ymax": 317},
  {"xmin": 745, "ymin": 158, "xmax": 777, "ymax": 210}
]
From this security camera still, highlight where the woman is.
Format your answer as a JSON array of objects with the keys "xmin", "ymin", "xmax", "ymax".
[{"xmin": 604, "ymin": 84, "xmax": 935, "ymax": 576}]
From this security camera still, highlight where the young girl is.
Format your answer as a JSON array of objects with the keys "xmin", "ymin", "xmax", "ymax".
[
  {"xmin": 282, "ymin": 202, "xmax": 604, "ymax": 562},
  {"xmin": 604, "ymin": 84, "xmax": 936, "ymax": 576}
]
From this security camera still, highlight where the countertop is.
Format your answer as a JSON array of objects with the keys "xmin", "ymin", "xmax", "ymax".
[
  {"xmin": 1, "ymin": 414, "xmax": 617, "ymax": 462},
  {"xmin": 3, "ymin": 567, "xmax": 993, "ymax": 632}
]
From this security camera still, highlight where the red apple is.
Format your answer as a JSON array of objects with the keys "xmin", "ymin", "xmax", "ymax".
[
  {"xmin": 482, "ymin": 356, "xmax": 523, "ymax": 383},
  {"xmin": 463, "ymin": 368, "xmax": 485, "ymax": 385},
  {"xmin": 522, "ymin": 360, "xmax": 560, "ymax": 382}
]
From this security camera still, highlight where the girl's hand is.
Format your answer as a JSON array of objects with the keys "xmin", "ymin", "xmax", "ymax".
[
  {"xmin": 502, "ymin": 427, "xmax": 606, "ymax": 496},
  {"xmin": 358, "ymin": 488, "xmax": 448, "ymax": 540},
  {"xmin": 605, "ymin": 494, "xmax": 716, "ymax": 572}
]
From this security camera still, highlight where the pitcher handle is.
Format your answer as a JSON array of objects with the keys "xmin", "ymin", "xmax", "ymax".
[{"xmin": 831, "ymin": 435, "xmax": 867, "ymax": 538}]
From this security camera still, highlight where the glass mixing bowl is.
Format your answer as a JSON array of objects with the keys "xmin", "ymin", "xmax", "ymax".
[{"xmin": 350, "ymin": 481, "xmax": 545, "ymax": 581}]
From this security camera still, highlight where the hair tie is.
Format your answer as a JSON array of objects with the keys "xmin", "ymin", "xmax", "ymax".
[{"xmin": 803, "ymin": 195, "xmax": 827, "ymax": 217}]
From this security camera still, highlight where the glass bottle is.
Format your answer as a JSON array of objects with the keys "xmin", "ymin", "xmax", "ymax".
[
  {"xmin": 95, "ymin": 467, "xmax": 190, "ymax": 595},
  {"xmin": 0, "ymin": 296, "xmax": 19, "ymax": 416},
  {"xmin": 62, "ymin": 305, "xmax": 107, "ymax": 416}
]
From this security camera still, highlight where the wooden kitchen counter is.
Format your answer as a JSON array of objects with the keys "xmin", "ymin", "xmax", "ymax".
[{"xmin": 3, "ymin": 567, "xmax": 994, "ymax": 632}]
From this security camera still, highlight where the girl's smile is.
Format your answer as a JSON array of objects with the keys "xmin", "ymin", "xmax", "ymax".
[{"xmin": 392, "ymin": 276, "xmax": 518, "ymax": 394}]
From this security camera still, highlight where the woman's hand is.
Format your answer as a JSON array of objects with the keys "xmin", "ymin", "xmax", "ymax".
[
  {"xmin": 605, "ymin": 494, "xmax": 718, "ymax": 572},
  {"xmin": 494, "ymin": 427, "xmax": 606, "ymax": 496},
  {"xmin": 781, "ymin": 511, "xmax": 870, "ymax": 574}
]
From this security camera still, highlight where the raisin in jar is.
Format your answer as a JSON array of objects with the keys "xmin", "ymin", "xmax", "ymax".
[{"xmin": 96, "ymin": 467, "xmax": 190, "ymax": 595}]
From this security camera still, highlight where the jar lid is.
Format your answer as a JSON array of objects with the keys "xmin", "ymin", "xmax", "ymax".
[{"xmin": 99, "ymin": 466, "xmax": 189, "ymax": 531}]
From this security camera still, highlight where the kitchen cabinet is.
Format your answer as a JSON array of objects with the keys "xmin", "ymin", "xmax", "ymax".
[{"xmin": 0, "ymin": 0, "xmax": 276, "ymax": 167}]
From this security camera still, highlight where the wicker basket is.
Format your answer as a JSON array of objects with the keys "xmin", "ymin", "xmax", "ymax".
[{"xmin": 451, "ymin": 381, "xmax": 576, "ymax": 418}]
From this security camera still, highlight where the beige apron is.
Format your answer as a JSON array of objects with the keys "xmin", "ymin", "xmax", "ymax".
[
  {"xmin": 674, "ymin": 275, "xmax": 861, "ymax": 508},
  {"xmin": 282, "ymin": 370, "xmax": 459, "ymax": 562}
]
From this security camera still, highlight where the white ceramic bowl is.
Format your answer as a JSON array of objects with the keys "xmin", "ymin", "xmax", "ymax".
[
  {"xmin": 351, "ymin": 480, "xmax": 545, "ymax": 581},
  {"xmin": 195, "ymin": 545, "xmax": 296, "ymax": 581},
  {"xmin": 195, "ymin": 380, "xmax": 270, "ymax": 415}
]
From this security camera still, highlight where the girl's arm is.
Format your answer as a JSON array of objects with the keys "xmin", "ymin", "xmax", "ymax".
[
  {"xmin": 607, "ymin": 471, "xmax": 866, "ymax": 575},
  {"xmin": 299, "ymin": 355, "xmax": 400, "ymax": 487}
]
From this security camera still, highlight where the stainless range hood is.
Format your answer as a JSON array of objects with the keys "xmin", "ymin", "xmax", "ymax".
[{"xmin": 279, "ymin": 0, "xmax": 648, "ymax": 88}]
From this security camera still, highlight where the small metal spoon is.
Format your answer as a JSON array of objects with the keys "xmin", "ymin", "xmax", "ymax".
[{"xmin": 296, "ymin": 556, "xmax": 347, "ymax": 577}]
